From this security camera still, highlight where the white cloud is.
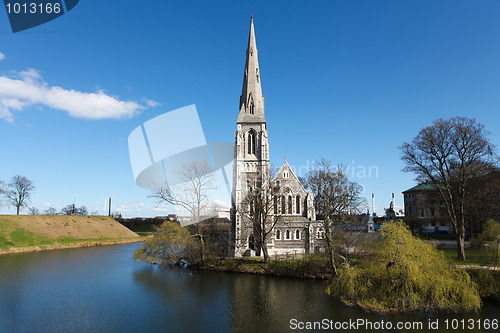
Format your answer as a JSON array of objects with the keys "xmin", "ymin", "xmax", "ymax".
[
  {"xmin": 143, "ymin": 98, "xmax": 161, "ymax": 108},
  {"xmin": 0, "ymin": 68, "xmax": 159, "ymax": 122},
  {"xmin": 0, "ymin": 52, "xmax": 5, "ymax": 61}
]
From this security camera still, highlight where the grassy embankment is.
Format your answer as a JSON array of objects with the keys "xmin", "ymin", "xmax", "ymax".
[
  {"xmin": 0, "ymin": 215, "xmax": 143, "ymax": 254},
  {"xmin": 191, "ymin": 255, "xmax": 332, "ymax": 279},
  {"xmin": 194, "ymin": 248, "xmax": 497, "ymax": 277}
]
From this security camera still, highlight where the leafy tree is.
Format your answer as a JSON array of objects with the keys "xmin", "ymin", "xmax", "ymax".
[
  {"xmin": 305, "ymin": 159, "xmax": 365, "ymax": 275},
  {"xmin": 473, "ymin": 219, "xmax": 500, "ymax": 265},
  {"xmin": 134, "ymin": 221, "xmax": 194, "ymax": 267},
  {"xmin": 5, "ymin": 175, "xmax": 35, "ymax": 215},
  {"xmin": 328, "ymin": 221, "xmax": 481, "ymax": 313},
  {"xmin": 400, "ymin": 117, "xmax": 497, "ymax": 260}
]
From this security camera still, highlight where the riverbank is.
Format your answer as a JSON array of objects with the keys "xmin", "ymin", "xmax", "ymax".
[
  {"xmin": 0, "ymin": 215, "xmax": 142, "ymax": 255},
  {"xmin": 190, "ymin": 255, "xmax": 332, "ymax": 279},
  {"xmin": 0, "ymin": 237, "xmax": 145, "ymax": 255}
]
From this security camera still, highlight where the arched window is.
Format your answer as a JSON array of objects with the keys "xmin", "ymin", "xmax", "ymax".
[
  {"xmin": 281, "ymin": 195, "xmax": 285, "ymax": 214},
  {"xmin": 249, "ymin": 102, "xmax": 255, "ymax": 115},
  {"xmin": 248, "ymin": 235, "xmax": 255, "ymax": 250},
  {"xmin": 247, "ymin": 131, "xmax": 256, "ymax": 155},
  {"xmin": 276, "ymin": 230, "xmax": 281, "ymax": 240},
  {"xmin": 295, "ymin": 230, "xmax": 300, "ymax": 240},
  {"xmin": 288, "ymin": 196, "xmax": 292, "ymax": 214},
  {"xmin": 286, "ymin": 229, "xmax": 290, "ymax": 240},
  {"xmin": 256, "ymin": 68, "xmax": 259, "ymax": 83},
  {"xmin": 296, "ymin": 195, "xmax": 300, "ymax": 214},
  {"xmin": 274, "ymin": 196, "xmax": 278, "ymax": 215}
]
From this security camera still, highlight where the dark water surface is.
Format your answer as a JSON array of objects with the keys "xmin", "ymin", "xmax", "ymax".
[{"xmin": 0, "ymin": 243, "xmax": 498, "ymax": 332}]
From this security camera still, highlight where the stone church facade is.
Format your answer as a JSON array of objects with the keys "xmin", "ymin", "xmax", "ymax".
[{"xmin": 231, "ymin": 16, "xmax": 325, "ymax": 258}]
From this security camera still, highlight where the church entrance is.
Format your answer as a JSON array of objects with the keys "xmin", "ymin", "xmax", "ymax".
[{"xmin": 248, "ymin": 234, "xmax": 261, "ymax": 256}]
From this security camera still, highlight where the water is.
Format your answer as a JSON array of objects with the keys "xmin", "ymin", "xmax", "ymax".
[{"xmin": 0, "ymin": 243, "xmax": 498, "ymax": 332}]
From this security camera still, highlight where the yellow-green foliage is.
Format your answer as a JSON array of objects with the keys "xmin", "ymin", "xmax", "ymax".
[
  {"xmin": 474, "ymin": 219, "xmax": 500, "ymax": 265},
  {"xmin": 134, "ymin": 221, "xmax": 193, "ymax": 267},
  {"xmin": 327, "ymin": 221, "xmax": 481, "ymax": 313}
]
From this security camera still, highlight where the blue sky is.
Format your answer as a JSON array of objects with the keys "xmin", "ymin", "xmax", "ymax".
[{"xmin": 1, "ymin": 0, "xmax": 499, "ymax": 217}]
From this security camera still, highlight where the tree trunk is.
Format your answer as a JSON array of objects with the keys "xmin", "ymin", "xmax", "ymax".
[
  {"xmin": 323, "ymin": 218, "xmax": 337, "ymax": 276},
  {"xmin": 199, "ymin": 234, "xmax": 205, "ymax": 264},
  {"xmin": 456, "ymin": 221, "xmax": 466, "ymax": 261},
  {"xmin": 196, "ymin": 224, "xmax": 205, "ymax": 264},
  {"xmin": 16, "ymin": 205, "xmax": 20, "ymax": 215},
  {"xmin": 261, "ymin": 241, "xmax": 270, "ymax": 264}
]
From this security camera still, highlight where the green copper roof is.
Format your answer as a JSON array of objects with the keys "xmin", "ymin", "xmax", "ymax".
[{"xmin": 402, "ymin": 183, "xmax": 445, "ymax": 193}]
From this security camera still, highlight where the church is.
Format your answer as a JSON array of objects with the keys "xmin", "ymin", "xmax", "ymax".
[{"xmin": 231, "ymin": 16, "xmax": 325, "ymax": 258}]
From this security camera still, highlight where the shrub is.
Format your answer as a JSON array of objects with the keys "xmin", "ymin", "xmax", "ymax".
[
  {"xmin": 133, "ymin": 221, "xmax": 195, "ymax": 267},
  {"xmin": 327, "ymin": 221, "xmax": 481, "ymax": 313}
]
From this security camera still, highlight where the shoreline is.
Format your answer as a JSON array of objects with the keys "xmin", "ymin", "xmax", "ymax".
[{"xmin": 0, "ymin": 238, "xmax": 144, "ymax": 256}]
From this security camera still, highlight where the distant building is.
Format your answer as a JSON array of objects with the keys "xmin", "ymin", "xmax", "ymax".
[{"xmin": 402, "ymin": 183, "xmax": 452, "ymax": 233}]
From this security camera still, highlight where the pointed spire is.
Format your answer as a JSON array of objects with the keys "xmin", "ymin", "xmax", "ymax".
[{"xmin": 238, "ymin": 15, "xmax": 265, "ymax": 123}]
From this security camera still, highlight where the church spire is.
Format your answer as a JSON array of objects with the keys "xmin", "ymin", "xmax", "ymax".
[{"xmin": 238, "ymin": 15, "xmax": 265, "ymax": 123}]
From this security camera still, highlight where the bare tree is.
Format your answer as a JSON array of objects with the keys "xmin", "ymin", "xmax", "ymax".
[
  {"xmin": 60, "ymin": 204, "xmax": 88, "ymax": 215},
  {"xmin": 28, "ymin": 206, "xmax": 39, "ymax": 215},
  {"xmin": 400, "ymin": 117, "xmax": 497, "ymax": 261},
  {"xmin": 463, "ymin": 169, "xmax": 500, "ymax": 235},
  {"xmin": 5, "ymin": 175, "xmax": 35, "ymax": 215},
  {"xmin": 150, "ymin": 161, "xmax": 217, "ymax": 264},
  {"xmin": 305, "ymin": 159, "xmax": 366, "ymax": 275},
  {"xmin": 44, "ymin": 207, "xmax": 58, "ymax": 215},
  {"xmin": 238, "ymin": 166, "xmax": 282, "ymax": 264},
  {"xmin": 60, "ymin": 204, "xmax": 77, "ymax": 215},
  {"xmin": 0, "ymin": 179, "xmax": 5, "ymax": 207}
]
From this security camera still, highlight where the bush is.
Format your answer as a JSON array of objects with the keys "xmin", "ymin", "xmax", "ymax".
[
  {"xmin": 472, "ymin": 219, "xmax": 500, "ymax": 265},
  {"xmin": 133, "ymin": 221, "xmax": 195, "ymax": 267},
  {"xmin": 467, "ymin": 269, "xmax": 500, "ymax": 302},
  {"xmin": 327, "ymin": 221, "xmax": 481, "ymax": 313}
]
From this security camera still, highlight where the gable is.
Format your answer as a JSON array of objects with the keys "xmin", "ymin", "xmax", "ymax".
[{"xmin": 274, "ymin": 161, "xmax": 307, "ymax": 194}]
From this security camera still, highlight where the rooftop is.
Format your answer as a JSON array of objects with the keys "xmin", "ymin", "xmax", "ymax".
[{"xmin": 402, "ymin": 183, "xmax": 445, "ymax": 193}]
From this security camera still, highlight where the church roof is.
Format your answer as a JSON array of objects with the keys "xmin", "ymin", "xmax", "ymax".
[
  {"xmin": 278, "ymin": 216, "xmax": 311, "ymax": 223},
  {"xmin": 237, "ymin": 15, "xmax": 266, "ymax": 124},
  {"xmin": 402, "ymin": 183, "xmax": 445, "ymax": 192},
  {"xmin": 274, "ymin": 160, "xmax": 308, "ymax": 193}
]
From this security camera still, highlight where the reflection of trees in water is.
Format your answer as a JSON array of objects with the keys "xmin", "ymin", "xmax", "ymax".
[
  {"xmin": 132, "ymin": 267, "xmax": 232, "ymax": 332},
  {"xmin": 133, "ymin": 267, "xmax": 500, "ymax": 333},
  {"xmin": 228, "ymin": 274, "xmax": 336, "ymax": 331},
  {"xmin": 133, "ymin": 267, "xmax": 347, "ymax": 332}
]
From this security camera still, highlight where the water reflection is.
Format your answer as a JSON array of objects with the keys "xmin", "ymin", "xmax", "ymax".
[{"xmin": 0, "ymin": 243, "xmax": 498, "ymax": 333}]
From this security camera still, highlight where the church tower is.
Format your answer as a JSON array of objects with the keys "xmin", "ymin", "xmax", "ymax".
[{"xmin": 231, "ymin": 15, "xmax": 270, "ymax": 257}]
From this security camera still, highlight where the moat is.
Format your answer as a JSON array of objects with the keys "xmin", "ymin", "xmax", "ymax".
[{"xmin": 0, "ymin": 243, "xmax": 498, "ymax": 332}]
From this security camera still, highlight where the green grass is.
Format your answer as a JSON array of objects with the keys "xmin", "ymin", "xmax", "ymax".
[
  {"xmin": 439, "ymin": 248, "xmax": 494, "ymax": 266},
  {"xmin": 8, "ymin": 228, "xmax": 53, "ymax": 247},
  {"xmin": 194, "ymin": 255, "xmax": 332, "ymax": 279},
  {"xmin": 0, "ymin": 235, "xmax": 14, "ymax": 249}
]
